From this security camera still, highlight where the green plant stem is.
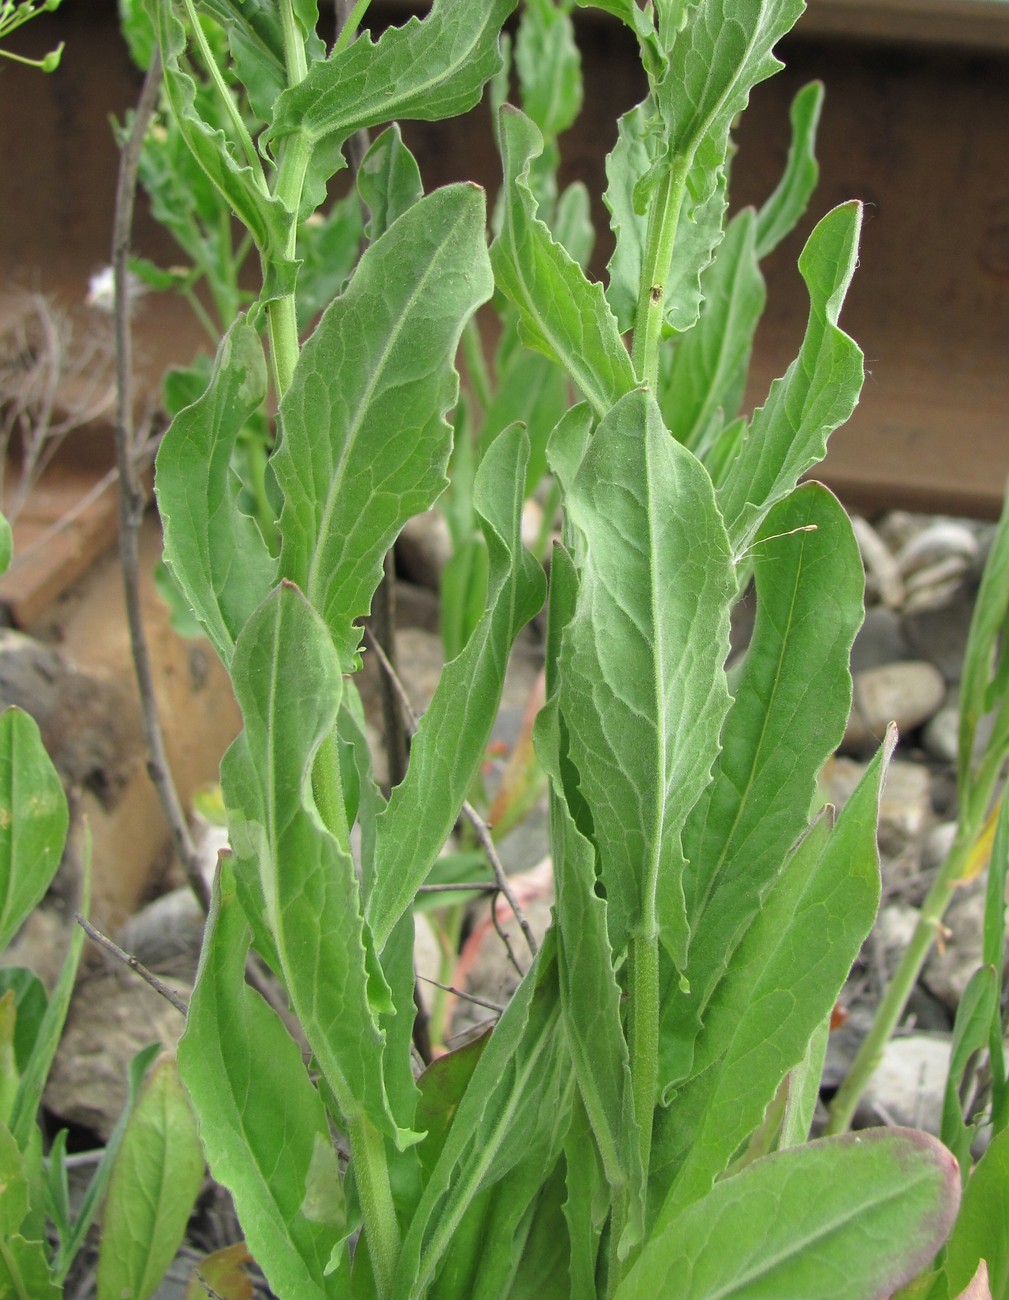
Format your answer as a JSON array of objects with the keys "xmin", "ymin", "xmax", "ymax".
[
  {"xmin": 182, "ymin": 0, "xmax": 265, "ymax": 185},
  {"xmin": 347, "ymin": 1114, "xmax": 400, "ymax": 1298},
  {"xmin": 265, "ymin": 129, "xmax": 313, "ymax": 396},
  {"xmin": 462, "ymin": 317, "xmax": 493, "ymax": 418},
  {"xmin": 627, "ymin": 929, "xmax": 658, "ymax": 1176},
  {"xmin": 825, "ymin": 823, "xmax": 985, "ymax": 1135},
  {"xmin": 333, "ymin": 0, "xmax": 372, "ymax": 56},
  {"xmin": 630, "ymin": 157, "xmax": 689, "ymax": 390}
]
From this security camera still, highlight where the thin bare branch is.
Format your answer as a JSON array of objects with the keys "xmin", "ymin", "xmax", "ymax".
[
  {"xmin": 112, "ymin": 50, "xmax": 211, "ymax": 915},
  {"xmin": 76, "ymin": 912, "xmax": 190, "ymax": 1016},
  {"xmin": 417, "ymin": 881, "xmax": 497, "ymax": 894},
  {"xmin": 417, "ymin": 975, "xmax": 504, "ymax": 1015}
]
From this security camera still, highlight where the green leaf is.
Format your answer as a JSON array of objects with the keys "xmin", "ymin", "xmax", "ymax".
[
  {"xmin": 941, "ymin": 964, "xmax": 998, "ymax": 1178},
  {"xmin": 0, "ymin": 709, "xmax": 68, "ymax": 955},
  {"xmin": 367, "ymin": 423, "xmax": 546, "ymax": 951},
  {"xmin": 97, "ymin": 1054, "xmax": 205, "ymax": 1300},
  {"xmin": 658, "ymin": 206, "xmax": 765, "ymax": 452},
  {"xmin": 575, "ymin": 0, "xmax": 657, "ymax": 47},
  {"xmin": 47, "ymin": 1044, "xmax": 162, "ymax": 1287},
  {"xmin": 605, "ymin": 95, "xmax": 728, "ymax": 336},
  {"xmin": 295, "ymin": 191, "xmax": 364, "ymax": 331},
  {"xmin": 755, "ymin": 80, "xmax": 824, "ymax": 259},
  {"xmin": 0, "ymin": 1120, "xmax": 28, "ymax": 1235},
  {"xmin": 0, "ymin": 1232, "xmax": 60, "ymax": 1297},
  {"xmin": 223, "ymin": 584, "xmax": 413, "ymax": 1148},
  {"xmin": 8, "ymin": 838, "xmax": 89, "ymax": 1151},
  {"xmin": 0, "ymin": 512, "xmax": 12, "ymax": 577},
  {"xmin": 552, "ymin": 388, "xmax": 735, "ymax": 964},
  {"xmin": 178, "ymin": 859, "xmax": 347, "ymax": 1299},
  {"xmin": 269, "ymin": 0, "xmax": 517, "ymax": 216},
  {"xmin": 779, "ymin": 1014, "xmax": 830, "ymax": 1149},
  {"xmin": 491, "ymin": 107, "xmax": 636, "ymax": 420},
  {"xmin": 942, "ymin": 1126, "xmax": 1009, "ymax": 1298},
  {"xmin": 655, "ymin": 0, "xmax": 804, "ymax": 170},
  {"xmin": 156, "ymin": 317, "xmax": 277, "ymax": 666},
  {"xmin": 651, "ymin": 730, "xmax": 891, "ymax": 1225},
  {"xmin": 153, "ymin": 0, "xmax": 294, "ymax": 266},
  {"xmin": 958, "ymin": 483, "xmax": 1009, "ymax": 801},
  {"xmin": 717, "ymin": 202, "xmax": 865, "ymax": 556},
  {"xmin": 515, "ymin": 0, "xmax": 583, "ymax": 143},
  {"xmin": 480, "ymin": 346, "xmax": 569, "ymax": 496},
  {"xmin": 273, "ymin": 184, "xmax": 493, "ymax": 671},
  {"xmin": 618, "ymin": 1128, "xmax": 960, "ymax": 1299},
  {"xmin": 536, "ymin": 698, "xmax": 643, "ymax": 1243},
  {"xmin": 357, "ymin": 125, "xmax": 424, "ymax": 244},
  {"xmin": 394, "ymin": 939, "xmax": 566, "ymax": 1298},
  {"xmin": 0, "ymin": 970, "xmax": 47, "ymax": 1076},
  {"xmin": 119, "ymin": 0, "xmax": 156, "ymax": 69},
  {"xmin": 664, "ymin": 484, "xmax": 864, "ymax": 1082}
]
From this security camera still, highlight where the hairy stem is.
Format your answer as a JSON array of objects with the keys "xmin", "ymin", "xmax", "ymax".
[
  {"xmin": 347, "ymin": 1114, "xmax": 400, "ymax": 1298},
  {"xmin": 630, "ymin": 157, "xmax": 690, "ymax": 390}
]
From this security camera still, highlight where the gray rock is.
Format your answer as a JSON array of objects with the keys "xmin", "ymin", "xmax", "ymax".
[
  {"xmin": 896, "ymin": 520, "xmax": 978, "ymax": 579},
  {"xmin": 396, "ymin": 510, "xmax": 453, "ymax": 591},
  {"xmin": 842, "ymin": 661, "xmax": 946, "ymax": 755},
  {"xmin": 855, "ymin": 1032, "xmax": 951, "ymax": 1134},
  {"xmin": 851, "ymin": 515, "xmax": 903, "ymax": 609},
  {"xmin": 117, "ymin": 887, "xmax": 205, "ymax": 980},
  {"xmin": 922, "ymin": 878, "xmax": 987, "ymax": 1012},
  {"xmin": 850, "ymin": 605, "xmax": 912, "ymax": 675},
  {"xmin": 902, "ymin": 583, "xmax": 979, "ymax": 685},
  {"xmin": 921, "ymin": 820, "xmax": 958, "ymax": 872},
  {"xmin": 921, "ymin": 704, "xmax": 960, "ymax": 765},
  {"xmin": 45, "ymin": 966, "xmax": 190, "ymax": 1139}
]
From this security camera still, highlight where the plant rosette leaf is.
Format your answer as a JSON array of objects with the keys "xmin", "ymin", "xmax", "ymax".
[
  {"xmin": 663, "ymin": 483, "xmax": 865, "ymax": 1084},
  {"xmin": 617, "ymin": 1128, "xmax": 961, "ymax": 1299},
  {"xmin": 940, "ymin": 1125, "xmax": 1009, "ymax": 1299},
  {"xmin": 96, "ymin": 1053, "xmax": 205, "ymax": 1300}
]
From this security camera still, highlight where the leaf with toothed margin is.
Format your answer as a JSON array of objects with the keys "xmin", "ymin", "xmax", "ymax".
[
  {"xmin": 550, "ymin": 387, "xmax": 735, "ymax": 967},
  {"xmin": 492, "ymin": 106, "xmax": 636, "ymax": 419},
  {"xmin": 222, "ymin": 581, "xmax": 417, "ymax": 1151},
  {"xmin": 717, "ymin": 202, "xmax": 864, "ymax": 556},
  {"xmin": 272, "ymin": 184, "xmax": 493, "ymax": 673}
]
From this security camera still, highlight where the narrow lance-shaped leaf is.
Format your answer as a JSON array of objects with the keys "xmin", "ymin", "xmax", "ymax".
[
  {"xmin": 553, "ymin": 388, "xmax": 735, "ymax": 965},
  {"xmin": 661, "ymin": 484, "xmax": 863, "ymax": 1086},
  {"xmin": 717, "ymin": 202, "xmax": 865, "ymax": 556},
  {"xmin": 515, "ymin": 0, "xmax": 583, "ymax": 144},
  {"xmin": 178, "ymin": 859, "xmax": 348, "ymax": 1299},
  {"xmin": 273, "ymin": 184, "xmax": 493, "ymax": 671},
  {"xmin": 618, "ymin": 1128, "xmax": 960, "ymax": 1300},
  {"xmin": 941, "ymin": 1126, "xmax": 1009, "ymax": 1299},
  {"xmin": 156, "ymin": 318, "xmax": 276, "ymax": 666},
  {"xmin": 96, "ymin": 1054, "xmax": 205, "ymax": 1300},
  {"xmin": 269, "ymin": 0, "xmax": 518, "ymax": 215},
  {"xmin": 958, "ymin": 477, "xmax": 1009, "ymax": 801},
  {"xmin": 393, "ymin": 940, "xmax": 566, "ymax": 1299},
  {"xmin": 223, "ymin": 583, "xmax": 416, "ymax": 1149},
  {"xmin": 536, "ymin": 697, "xmax": 643, "ymax": 1246},
  {"xmin": 755, "ymin": 79, "xmax": 824, "ymax": 259},
  {"xmin": 357, "ymin": 124, "xmax": 424, "ymax": 244},
  {"xmin": 492, "ymin": 106, "xmax": 636, "ymax": 420},
  {"xmin": 651, "ymin": 729, "xmax": 893, "ymax": 1225},
  {"xmin": 658, "ymin": 207, "xmax": 766, "ymax": 452},
  {"xmin": 367, "ymin": 423, "xmax": 546, "ymax": 951},
  {"xmin": 0, "ymin": 708, "xmax": 68, "ymax": 954}
]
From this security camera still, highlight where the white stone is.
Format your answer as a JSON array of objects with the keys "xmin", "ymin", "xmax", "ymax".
[{"xmin": 842, "ymin": 661, "xmax": 946, "ymax": 755}]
